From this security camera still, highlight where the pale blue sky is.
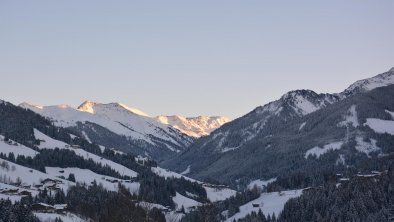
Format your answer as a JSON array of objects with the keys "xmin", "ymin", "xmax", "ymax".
[{"xmin": 1, "ymin": 1, "xmax": 393, "ymax": 119}]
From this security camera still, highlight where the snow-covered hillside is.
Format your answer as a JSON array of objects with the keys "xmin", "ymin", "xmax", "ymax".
[
  {"xmin": 225, "ymin": 189, "xmax": 303, "ymax": 221},
  {"xmin": 34, "ymin": 129, "xmax": 138, "ymax": 178},
  {"xmin": 19, "ymin": 101, "xmax": 193, "ymax": 159},
  {"xmin": 155, "ymin": 115, "xmax": 231, "ymax": 138},
  {"xmin": 0, "ymin": 135, "xmax": 38, "ymax": 158}
]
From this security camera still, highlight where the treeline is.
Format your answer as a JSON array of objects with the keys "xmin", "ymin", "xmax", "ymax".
[{"xmin": 235, "ymin": 210, "xmax": 277, "ymax": 222}]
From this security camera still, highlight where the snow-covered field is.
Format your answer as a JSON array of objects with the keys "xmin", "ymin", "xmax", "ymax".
[
  {"xmin": 34, "ymin": 212, "xmax": 86, "ymax": 222},
  {"xmin": 225, "ymin": 189, "xmax": 303, "ymax": 222},
  {"xmin": 305, "ymin": 141, "xmax": 343, "ymax": 158},
  {"xmin": 34, "ymin": 129, "xmax": 138, "ymax": 178},
  {"xmin": 45, "ymin": 167, "xmax": 140, "ymax": 193},
  {"xmin": 365, "ymin": 118, "xmax": 394, "ymax": 135},
  {"xmin": 0, "ymin": 136, "xmax": 38, "ymax": 157},
  {"xmin": 0, "ymin": 158, "xmax": 73, "ymax": 191},
  {"xmin": 173, "ymin": 192, "xmax": 201, "ymax": 213}
]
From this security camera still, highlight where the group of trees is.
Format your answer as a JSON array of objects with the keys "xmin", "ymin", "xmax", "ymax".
[
  {"xmin": 28, "ymin": 181, "xmax": 166, "ymax": 222},
  {"xmin": 0, "ymin": 199, "xmax": 39, "ymax": 222},
  {"xmin": 235, "ymin": 210, "xmax": 277, "ymax": 222},
  {"xmin": 220, "ymin": 186, "xmax": 261, "ymax": 217},
  {"xmin": 279, "ymin": 167, "xmax": 394, "ymax": 222},
  {"xmin": 0, "ymin": 149, "xmax": 127, "ymax": 180},
  {"xmin": 138, "ymin": 169, "xmax": 208, "ymax": 208}
]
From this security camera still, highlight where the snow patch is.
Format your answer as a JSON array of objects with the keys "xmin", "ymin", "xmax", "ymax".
[
  {"xmin": 305, "ymin": 141, "xmax": 344, "ymax": 158},
  {"xmin": 180, "ymin": 165, "xmax": 191, "ymax": 175},
  {"xmin": 247, "ymin": 178, "xmax": 277, "ymax": 190},
  {"xmin": 205, "ymin": 186, "xmax": 237, "ymax": 202},
  {"xmin": 365, "ymin": 118, "xmax": 394, "ymax": 135},
  {"xmin": 338, "ymin": 105, "xmax": 359, "ymax": 127},
  {"xmin": 299, "ymin": 122, "xmax": 306, "ymax": 131},
  {"xmin": 355, "ymin": 137, "xmax": 380, "ymax": 155}
]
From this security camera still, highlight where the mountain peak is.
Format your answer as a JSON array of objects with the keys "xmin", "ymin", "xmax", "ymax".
[
  {"xmin": 77, "ymin": 100, "xmax": 98, "ymax": 113},
  {"xmin": 155, "ymin": 115, "xmax": 231, "ymax": 137},
  {"xmin": 19, "ymin": 102, "xmax": 43, "ymax": 110},
  {"xmin": 77, "ymin": 101, "xmax": 149, "ymax": 117},
  {"xmin": 342, "ymin": 67, "xmax": 394, "ymax": 97}
]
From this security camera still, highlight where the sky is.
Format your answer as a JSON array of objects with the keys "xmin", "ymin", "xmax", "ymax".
[{"xmin": 1, "ymin": 1, "xmax": 394, "ymax": 119}]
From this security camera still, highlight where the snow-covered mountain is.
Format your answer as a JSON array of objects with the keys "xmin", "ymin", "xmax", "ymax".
[
  {"xmin": 341, "ymin": 67, "xmax": 394, "ymax": 97},
  {"xmin": 163, "ymin": 67, "xmax": 394, "ymax": 185},
  {"xmin": 19, "ymin": 101, "xmax": 193, "ymax": 161},
  {"xmin": 155, "ymin": 115, "xmax": 231, "ymax": 138}
]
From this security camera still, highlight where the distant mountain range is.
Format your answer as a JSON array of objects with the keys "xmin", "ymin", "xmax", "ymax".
[{"xmin": 19, "ymin": 100, "xmax": 228, "ymax": 161}]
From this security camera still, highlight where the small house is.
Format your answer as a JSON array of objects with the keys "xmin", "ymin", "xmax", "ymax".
[
  {"xmin": 31, "ymin": 203, "xmax": 55, "ymax": 213},
  {"xmin": 19, "ymin": 190, "xmax": 32, "ymax": 196}
]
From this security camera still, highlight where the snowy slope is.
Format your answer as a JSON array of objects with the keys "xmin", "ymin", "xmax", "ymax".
[
  {"xmin": 77, "ymin": 101, "xmax": 189, "ymax": 147},
  {"xmin": 225, "ymin": 189, "xmax": 303, "ymax": 221},
  {"xmin": 0, "ymin": 158, "xmax": 73, "ymax": 191},
  {"xmin": 0, "ymin": 135, "xmax": 38, "ymax": 157},
  {"xmin": 172, "ymin": 192, "xmax": 201, "ymax": 212},
  {"xmin": 45, "ymin": 167, "xmax": 140, "ymax": 193},
  {"xmin": 34, "ymin": 212, "xmax": 86, "ymax": 222},
  {"xmin": 34, "ymin": 129, "xmax": 138, "ymax": 178},
  {"xmin": 155, "ymin": 115, "xmax": 231, "ymax": 138}
]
